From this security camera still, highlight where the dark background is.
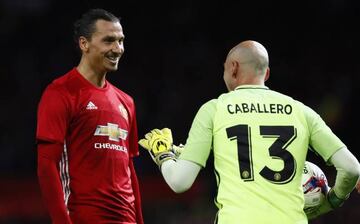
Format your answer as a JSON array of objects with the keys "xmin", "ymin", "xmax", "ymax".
[{"xmin": 1, "ymin": 0, "xmax": 359, "ymax": 223}]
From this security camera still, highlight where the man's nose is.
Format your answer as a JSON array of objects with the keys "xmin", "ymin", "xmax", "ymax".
[{"xmin": 113, "ymin": 42, "xmax": 124, "ymax": 54}]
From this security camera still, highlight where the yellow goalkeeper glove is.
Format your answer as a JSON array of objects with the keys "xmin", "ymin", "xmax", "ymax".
[{"xmin": 139, "ymin": 128, "xmax": 176, "ymax": 168}]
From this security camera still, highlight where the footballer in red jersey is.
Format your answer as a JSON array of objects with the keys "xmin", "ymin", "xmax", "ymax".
[{"xmin": 36, "ymin": 9, "xmax": 143, "ymax": 224}]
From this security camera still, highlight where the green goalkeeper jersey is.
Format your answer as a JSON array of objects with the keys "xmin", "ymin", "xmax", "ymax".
[{"xmin": 179, "ymin": 85, "xmax": 345, "ymax": 224}]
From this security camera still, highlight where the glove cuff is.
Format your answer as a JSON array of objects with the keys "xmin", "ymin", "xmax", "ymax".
[
  {"xmin": 327, "ymin": 188, "xmax": 348, "ymax": 209},
  {"xmin": 171, "ymin": 144, "xmax": 184, "ymax": 158},
  {"xmin": 155, "ymin": 151, "xmax": 176, "ymax": 169}
]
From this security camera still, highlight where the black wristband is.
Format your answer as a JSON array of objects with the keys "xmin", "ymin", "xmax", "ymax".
[{"xmin": 156, "ymin": 152, "xmax": 176, "ymax": 169}]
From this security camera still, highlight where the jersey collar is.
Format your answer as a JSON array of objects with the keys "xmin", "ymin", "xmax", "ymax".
[
  {"xmin": 73, "ymin": 67, "xmax": 109, "ymax": 91},
  {"xmin": 234, "ymin": 85, "xmax": 269, "ymax": 90}
]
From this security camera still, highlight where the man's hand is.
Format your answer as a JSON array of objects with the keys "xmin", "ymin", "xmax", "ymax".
[
  {"xmin": 172, "ymin": 143, "xmax": 184, "ymax": 158},
  {"xmin": 305, "ymin": 196, "xmax": 332, "ymax": 220},
  {"xmin": 139, "ymin": 128, "xmax": 176, "ymax": 168},
  {"xmin": 305, "ymin": 188, "xmax": 348, "ymax": 220}
]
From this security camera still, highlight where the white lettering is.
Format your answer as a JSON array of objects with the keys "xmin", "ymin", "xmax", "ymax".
[{"xmin": 94, "ymin": 143, "xmax": 128, "ymax": 152}]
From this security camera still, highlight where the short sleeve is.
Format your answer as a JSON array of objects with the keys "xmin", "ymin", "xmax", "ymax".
[
  {"xmin": 179, "ymin": 99, "xmax": 217, "ymax": 167},
  {"xmin": 36, "ymin": 85, "xmax": 70, "ymax": 144}
]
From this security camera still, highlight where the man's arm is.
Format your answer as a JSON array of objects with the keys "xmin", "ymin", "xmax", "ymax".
[
  {"xmin": 329, "ymin": 147, "xmax": 360, "ymax": 199},
  {"xmin": 161, "ymin": 159, "xmax": 201, "ymax": 193},
  {"xmin": 159, "ymin": 100, "xmax": 216, "ymax": 192},
  {"xmin": 37, "ymin": 142, "xmax": 72, "ymax": 224},
  {"xmin": 129, "ymin": 159, "xmax": 144, "ymax": 224},
  {"xmin": 307, "ymin": 147, "xmax": 360, "ymax": 219},
  {"xmin": 139, "ymin": 100, "xmax": 216, "ymax": 193}
]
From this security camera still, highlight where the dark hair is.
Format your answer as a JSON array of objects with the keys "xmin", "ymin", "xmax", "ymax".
[{"xmin": 73, "ymin": 8, "xmax": 120, "ymax": 43}]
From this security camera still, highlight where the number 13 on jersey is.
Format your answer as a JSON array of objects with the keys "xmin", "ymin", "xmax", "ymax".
[{"xmin": 226, "ymin": 125, "xmax": 297, "ymax": 184}]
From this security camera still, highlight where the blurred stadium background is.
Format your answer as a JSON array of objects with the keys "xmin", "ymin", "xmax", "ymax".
[{"xmin": 1, "ymin": 0, "xmax": 359, "ymax": 223}]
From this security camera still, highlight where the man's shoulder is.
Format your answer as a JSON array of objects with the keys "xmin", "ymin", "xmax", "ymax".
[
  {"xmin": 50, "ymin": 68, "xmax": 76, "ymax": 84},
  {"xmin": 107, "ymin": 81, "xmax": 135, "ymax": 104},
  {"xmin": 267, "ymin": 89, "xmax": 295, "ymax": 100},
  {"xmin": 264, "ymin": 89, "xmax": 310, "ymax": 109},
  {"xmin": 44, "ymin": 68, "xmax": 80, "ymax": 96}
]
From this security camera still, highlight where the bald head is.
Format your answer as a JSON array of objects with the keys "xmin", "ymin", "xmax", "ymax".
[
  {"xmin": 227, "ymin": 40, "xmax": 269, "ymax": 76},
  {"xmin": 223, "ymin": 40, "xmax": 270, "ymax": 91}
]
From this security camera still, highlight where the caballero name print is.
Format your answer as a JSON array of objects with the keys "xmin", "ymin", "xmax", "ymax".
[{"xmin": 227, "ymin": 103, "xmax": 292, "ymax": 115}]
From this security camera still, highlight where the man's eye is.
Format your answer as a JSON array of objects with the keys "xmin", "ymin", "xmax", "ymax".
[{"xmin": 103, "ymin": 40, "xmax": 114, "ymax": 44}]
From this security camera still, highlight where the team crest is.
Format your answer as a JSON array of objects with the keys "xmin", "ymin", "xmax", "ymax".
[{"xmin": 118, "ymin": 104, "xmax": 128, "ymax": 121}]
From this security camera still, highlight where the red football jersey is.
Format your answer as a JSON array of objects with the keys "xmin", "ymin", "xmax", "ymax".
[{"xmin": 37, "ymin": 68, "xmax": 139, "ymax": 223}]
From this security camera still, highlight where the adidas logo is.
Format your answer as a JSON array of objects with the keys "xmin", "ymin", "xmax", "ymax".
[{"xmin": 86, "ymin": 101, "xmax": 98, "ymax": 110}]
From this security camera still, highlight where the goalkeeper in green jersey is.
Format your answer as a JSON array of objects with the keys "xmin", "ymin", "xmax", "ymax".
[{"xmin": 139, "ymin": 40, "xmax": 360, "ymax": 224}]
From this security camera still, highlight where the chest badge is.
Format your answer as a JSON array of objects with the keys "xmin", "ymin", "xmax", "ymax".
[{"xmin": 94, "ymin": 123, "xmax": 128, "ymax": 142}]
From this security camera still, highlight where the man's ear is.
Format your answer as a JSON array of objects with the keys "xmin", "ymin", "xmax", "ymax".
[
  {"xmin": 79, "ymin": 36, "xmax": 89, "ymax": 52},
  {"xmin": 264, "ymin": 67, "xmax": 270, "ymax": 81},
  {"xmin": 231, "ymin": 61, "xmax": 239, "ymax": 78}
]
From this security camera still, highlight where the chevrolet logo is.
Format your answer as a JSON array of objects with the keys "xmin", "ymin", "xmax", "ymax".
[{"xmin": 94, "ymin": 123, "xmax": 128, "ymax": 142}]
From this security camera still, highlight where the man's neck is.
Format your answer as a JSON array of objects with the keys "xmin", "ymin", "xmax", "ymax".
[
  {"xmin": 237, "ymin": 73, "xmax": 265, "ymax": 86},
  {"xmin": 77, "ymin": 60, "xmax": 106, "ymax": 88}
]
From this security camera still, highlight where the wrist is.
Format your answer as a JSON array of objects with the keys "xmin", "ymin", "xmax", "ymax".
[
  {"xmin": 327, "ymin": 188, "xmax": 348, "ymax": 209},
  {"xmin": 156, "ymin": 152, "xmax": 176, "ymax": 169}
]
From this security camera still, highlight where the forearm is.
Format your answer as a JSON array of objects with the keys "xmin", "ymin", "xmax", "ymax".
[
  {"xmin": 161, "ymin": 159, "xmax": 201, "ymax": 193},
  {"xmin": 129, "ymin": 159, "xmax": 144, "ymax": 224},
  {"xmin": 305, "ymin": 147, "xmax": 360, "ymax": 220},
  {"xmin": 38, "ymin": 143, "xmax": 72, "ymax": 224},
  {"xmin": 329, "ymin": 147, "xmax": 360, "ymax": 199}
]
